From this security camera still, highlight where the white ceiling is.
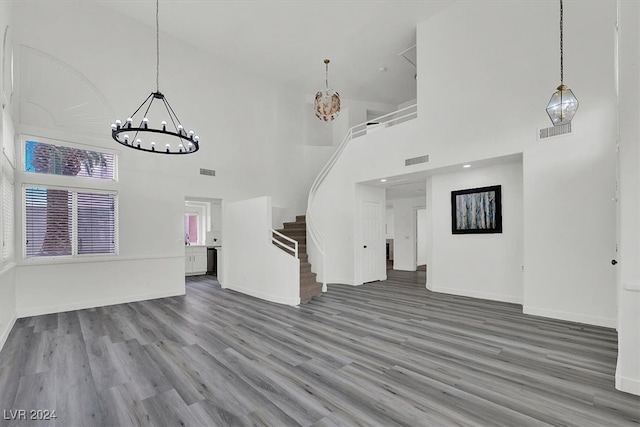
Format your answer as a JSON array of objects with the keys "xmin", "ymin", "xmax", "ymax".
[{"xmin": 95, "ymin": 0, "xmax": 455, "ymax": 106}]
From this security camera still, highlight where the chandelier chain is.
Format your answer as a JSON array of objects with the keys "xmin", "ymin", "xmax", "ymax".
[
  {"xmin": 560, "ymin": 0, "xmax": 563, "ymax": 85},
  {"xmin": 325, "ymin": 62, "xmax": 329, "ymax": 91},
  {"xmin": 156, "ymin": 0, "xmax": 160, "ymax": 93}
]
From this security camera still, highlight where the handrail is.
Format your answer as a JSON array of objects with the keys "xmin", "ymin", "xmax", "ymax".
[
  {"xmin": 306, "ymin": 104, "xmax": 417, "ymax": 289},
  {"xmin": 271, "ymin": 228, "xmax": 298, "ymax": 259}
]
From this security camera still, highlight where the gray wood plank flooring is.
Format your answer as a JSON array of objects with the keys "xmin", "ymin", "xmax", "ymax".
[{"xmin": 0, "ymin": 270, "xmax": 638, "ymax": 426}]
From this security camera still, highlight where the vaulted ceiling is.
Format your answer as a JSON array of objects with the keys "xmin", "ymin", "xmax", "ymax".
[{"xmin": 95, "ymin": 0, "xmax": 455, "ymax": 106}]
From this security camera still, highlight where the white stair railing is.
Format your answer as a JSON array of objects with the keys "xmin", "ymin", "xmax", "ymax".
[
  {"xmin": 306, "ymin": 104, "xmax": 417, "ymax": 289},
  {"xmin": 271, "ymin": 229, "xmax": 298, "ymax": 259}
]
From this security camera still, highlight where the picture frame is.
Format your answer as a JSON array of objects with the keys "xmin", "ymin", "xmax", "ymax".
[{"xmin": 451, "ymin": 185, "xmax": 502, "ymax": 234}]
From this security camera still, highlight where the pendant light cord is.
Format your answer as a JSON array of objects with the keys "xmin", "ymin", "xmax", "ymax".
[
  {"xmin": 325, "ymin": 62, "xmax": 329, "ymax": 91},
  {"xmin": 560, "ymin": 0, "xmax": 563, "ymax": 85},
  {"xmin": 156, "ymin": 0, "xmax": 160, "ymax": 93}
]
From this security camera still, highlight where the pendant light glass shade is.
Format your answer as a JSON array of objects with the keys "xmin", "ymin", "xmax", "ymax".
[
  {"xmin": 546, "ymin": 84, "xmax": 579, "ymax": 126},
  {"xmin": 314, "ymin": 59, "xmax": 340, "ymax": 121},
  {"xmin": 547, "ymin": 0, "xmax": 578, "ymax": 126}
]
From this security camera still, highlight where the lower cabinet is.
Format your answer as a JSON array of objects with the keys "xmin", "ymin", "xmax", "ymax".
[{"xmin": 185, "ymin": 246, "xmax": 207, "ymax": 275}]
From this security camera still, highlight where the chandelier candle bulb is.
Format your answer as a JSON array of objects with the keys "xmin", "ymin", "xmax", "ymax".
[
  {"xmin": 123, "ymin": 135, "xmax": 130, "ymax": 143},
  {"xmin": 111, "ymin": 123, "xmax": 117, "ymax": 130},
  {"xmin": 142, "ymin": 118, "xmax": 149, "ymax": 129},
  {"xmin": 161, "ymin": 120, "xmax": 167, "ymax": 131},
  {"xmin": 151, "ymin": 142, "xmax": 156, "ymax": 151},
  {"xmin": 135, "ymin": 139, "xmax": 141, "ymax": 147},
  {"xmin": 179, "ymin": 144, "xmax": 184, "ymax": 152},
  {"xmin": 166, "ymin": 144, "xmax": 170, "ymax": 152}
]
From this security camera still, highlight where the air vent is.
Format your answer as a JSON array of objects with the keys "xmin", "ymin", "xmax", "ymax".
[
  {"xmin": 405, "ymin": 155, "xmax": 429, "ymax": 166},
  {"xmin": 539, "ymin": 123, "xmax": 572, "ymax": 140},
  {"xmin": 199, "ymin": 168, "xmax": 216, "ymax": 177}
]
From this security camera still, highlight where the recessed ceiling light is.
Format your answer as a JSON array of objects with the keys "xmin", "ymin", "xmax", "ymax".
[
  {"xmin": 380, "ymin": 179, "xmax": 387, "ymax": 182},
  {"xmin": 463, "ymin": 164, "xmax": 471, "ymax": 168}
]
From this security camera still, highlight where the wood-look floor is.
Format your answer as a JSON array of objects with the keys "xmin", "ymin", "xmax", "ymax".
[{"xmin": 0, "ymin": 270, "xmax": 638, "ymax": 426}]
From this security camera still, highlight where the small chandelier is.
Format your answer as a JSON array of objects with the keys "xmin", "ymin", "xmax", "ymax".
[
  {"xmin": 315, "ymin": 59, "xmax": 341, "ymax": 121},
  {"xmin": 110, "ymin": 0, "xmax": 199, "ymax": 154},
  {"xmin": 546, "ymin": 0, "xmax": 579, "ymax": 126}
]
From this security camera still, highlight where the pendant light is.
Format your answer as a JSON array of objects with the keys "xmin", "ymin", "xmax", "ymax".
[
  {"xmin": 314, "ymin": 59, "xmax": 341, "ymax": 122},
  {"xmin": 546, "ymin": 0, "xmax": 579, "ymax": 126},
  {"xmin": 110, "ymin": 0, "xmax": 199, "ymax": 154}
]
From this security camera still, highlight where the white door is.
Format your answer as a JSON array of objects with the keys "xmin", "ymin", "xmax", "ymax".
[{"xmin": 362, "ymin": 200, "xmax": 381, "ymax": 283}]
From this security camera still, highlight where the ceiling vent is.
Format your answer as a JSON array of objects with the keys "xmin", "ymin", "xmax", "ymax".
[
  {"xmin": 405, "ymin": 155, "xmax": 429, "ymax": 166},
  {"xmin": 199, "ymin": 168, "xmax": 216, "ymax": 177},
  {"xmin": 539, "ymin": 123, "xmax": 571, "ymax": 140}
]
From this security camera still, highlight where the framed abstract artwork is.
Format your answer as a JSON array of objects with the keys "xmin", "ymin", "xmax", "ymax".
[{"xmin": 451, "ymin": 185, "xmax": 502, "ymax": 234}]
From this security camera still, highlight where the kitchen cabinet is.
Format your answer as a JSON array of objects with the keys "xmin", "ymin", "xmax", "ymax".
[{"xmin": 185, "ymin": 246, "xmax": 207, "ymax": 275}]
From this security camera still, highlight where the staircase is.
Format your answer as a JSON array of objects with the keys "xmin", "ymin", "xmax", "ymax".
[{"xmin": 274, "ymin": 215, "xmax": 323, "ymax": 304}]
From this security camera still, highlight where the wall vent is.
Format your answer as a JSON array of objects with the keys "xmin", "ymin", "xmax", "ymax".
[
  {"xmin": 199, "ymin": 168, "xmax": 216, "ymax": 177},
  {"xmin": 539, "ymin": 123, "xmax": 571, "ymax": 140},
  {"xmin": 405, "ymin": 155, "xmax": 429, "ymax": 166}
]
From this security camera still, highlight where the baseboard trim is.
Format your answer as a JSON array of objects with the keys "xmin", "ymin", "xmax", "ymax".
[
  {"xmin": 623, "ymin": 281, "xmax": 640, "ymax": 292},
  {"xmin": 616, "ymin": 374, "xmax": 640, "ymax": 396},
  {"xmin": 17, "ymin": 289, "xmax": 185, "ymax": 318},
  {"xmin": 327, "ymin": 278, "xmax": 356, "ymax": 286},
  {"xmin": 0, "ymin": 313, "xmax": 17, "ymax": 352},
  {"xmin": 224, "ymin": 282, "xmax": 299, "ymax": 306},
  {"xmin": 431, "ymin": 285, "xmax": 523, "ymax": 305},
  {"xmin": 393, "ymin": 265, "xmax": 417, "ymax": 272},
  {"xmin": 523, "ymin": 305, "xmax": 616, "ymax": 328}
]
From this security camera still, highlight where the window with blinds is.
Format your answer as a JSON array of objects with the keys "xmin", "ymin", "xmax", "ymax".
[
  {"xmin": 24, "ymin": 186, "xmax": 117, "ymax": 258},
  {"xmin": 24, "ymin": 141, "xmax": 115, "ymax": 180},
  {"xmin": 2, "ymin": 164, "xmax": 14, "ymax": 261},
  {"xmin": 78, "ymin": 192, "xmax": 116, "ymax": 255}
]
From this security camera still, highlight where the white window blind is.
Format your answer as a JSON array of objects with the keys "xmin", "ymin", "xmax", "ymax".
[
  {"xmin": 2, "ymin": 159, "xmax": 15, "ymax": 261},
  {"xmin": 24, "ymin": 186, "xmax": 117, "ymax": 258},
  {"xmin": 24, "ymin": 140, "xmax": 115, "ymax": 180},
  {"xmin": 25, "ymin": 187, "xmax": 72, "ymax": 257},
  {"xmin": 77, "ymin": 192, "xmax": 116, "ymax": 255}
]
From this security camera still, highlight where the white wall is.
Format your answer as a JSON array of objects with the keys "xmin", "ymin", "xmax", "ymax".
[
  {"xmin": 5, "ymin": 0, "xmax": 331, "ymax": 316},
  {"xmin": 223, "ymin": 196, "xmax": 299, "ymax": 305},
  {"xmin": 354, "ymin": 184, "xmax": 386, "ymax": 285},
  {"xmin": 420, "ymin": 0, "xmax": 617, "ymax": 326},
  {"xmin": 392, "ymin": 196, "xmax": 425, "ymax": 271},
  {"xmin": 429, "ymin": 162, "xmax": 524, "ymax": 304},
  {"xmin": 0, "ymin": 0, "xmax": 17, "ymax": 351},
  {"xmin": 616, "ymin": 0, "xmax": 640, "ymax": 396}
]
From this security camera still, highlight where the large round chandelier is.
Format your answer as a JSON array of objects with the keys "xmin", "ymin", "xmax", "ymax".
[
  {"xmin": 546, "ymin": 0, "xmax": 579, "ymax": 126},
  {"xmin": 314, "ymin": 59, "xmax": 340, "ymax": 122},
  {"xmin": 110, "ymin": 0, "xmax": 199, "ymax": 154}
]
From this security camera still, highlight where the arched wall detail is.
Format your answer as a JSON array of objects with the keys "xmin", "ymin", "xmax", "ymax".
[{"xmin": 18, "ymin": 45, "xmax": 113, "ymax": 135}]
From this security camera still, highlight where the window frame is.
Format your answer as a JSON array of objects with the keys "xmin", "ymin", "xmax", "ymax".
[
  {"xmin": 18, "ymin": 135, "xmax": 119, "ymax": 264},
  {"xmin": 23, "ymin": 184, "xmax": 119, "ymax": 260},
  {"xmin": 2, "ymin": 152, "xmax": 15, "ymax": 264}
]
